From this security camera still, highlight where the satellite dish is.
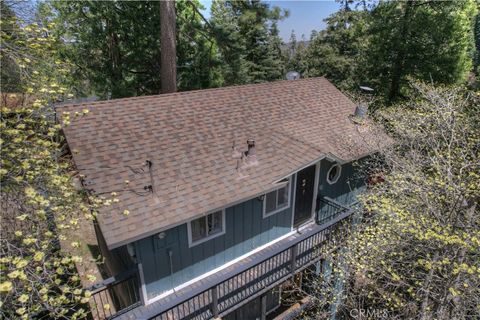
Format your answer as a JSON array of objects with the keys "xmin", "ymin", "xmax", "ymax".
[
  {"xmin": 286, "ymin": 71, "xmax": 301, "ymax": 80},
  {"xmin": 359, "ymin": 86, "xmax": 374, "ymax": 94}
]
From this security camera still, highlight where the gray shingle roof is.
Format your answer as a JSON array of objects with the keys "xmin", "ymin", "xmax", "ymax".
[{"xmin": 59, "ymin": 77, "xmax": 380, "ymax": 249}]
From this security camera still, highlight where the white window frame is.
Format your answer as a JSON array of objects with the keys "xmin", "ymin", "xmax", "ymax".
[
  {"xmin": 263, "ymin": 177, "xmax": 292, "ymax": 218},
  {"xmin": 187, "ymin": 209, "xmax": 226, "ymax": 247},
  {"xmin": 326, "ymin": 164, "xmax": 342, "ymax": 185}
]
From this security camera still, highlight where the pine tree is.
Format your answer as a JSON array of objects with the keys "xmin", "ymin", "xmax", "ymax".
[
  {"xmin": 299, "ymin": 0, "xmax": 477, "ymax": 100},
  {"xmin": 49, "ymin": 0, "xmax": 221, "ymax": 98},
  {"xmin": 284, "ymin": 30, "xmax": 308, "ymax": 75},
  {"xmin": 365, "ymin": 0, "xmax": 477, "ymax": 101},
  {"xmin": 303, "ymin": 4, "xmax": 368, "ymax": 89},
  {"xmin": 209, "ymin": 0, "xmax": 249, "ymax": 85},
  {"xmin": 210, "ymin": 0, "xmax": 287, "ymax": 85}
]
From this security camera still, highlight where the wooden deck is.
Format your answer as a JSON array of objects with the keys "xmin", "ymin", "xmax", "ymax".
[{"xmin": 111, "ymin": 202, "xmax": 353, "ymax": 320}]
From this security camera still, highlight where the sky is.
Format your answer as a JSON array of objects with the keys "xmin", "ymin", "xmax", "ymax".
[{"xmin": 199, "ymin": 0, "xmax": 341, "ymax": 42}]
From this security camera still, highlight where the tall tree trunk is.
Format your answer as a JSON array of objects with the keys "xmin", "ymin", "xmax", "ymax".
[
  {"xmin": 106, "ymin": 12, "xmax": 122, "ymax": 99},
  {"xmin": 388, "ymin": 0, "xmax": 413, "ymax": 102},
  {"xmin": 160, "ymin": 0, "xmax": 177, "ymax": 93}
]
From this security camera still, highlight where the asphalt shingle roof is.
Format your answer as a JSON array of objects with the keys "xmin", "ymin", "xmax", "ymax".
[{"xmin": 59, "ymin": 77, "xmax": 379, "ymax": 249}]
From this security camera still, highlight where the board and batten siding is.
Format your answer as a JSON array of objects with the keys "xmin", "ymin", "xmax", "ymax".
[
  {"xmin": 317, "ymin": 158, "xmax": 367, "ymax": 222},
  {"xmin": 130, "ymin": 158, "xmax": 367, "ymax": 301},
  {"xmin": 134, "ymin": 186, "xmax": 294, "ymax": 300}
]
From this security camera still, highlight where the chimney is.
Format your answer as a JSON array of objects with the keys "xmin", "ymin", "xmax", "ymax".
[
  {"xmin": 352, "ymin": 86, "xmax": 374, "ymax": 121},
  {"xmin": 234, "ymin": 139, "xmax": 257, "ymax": 178}
]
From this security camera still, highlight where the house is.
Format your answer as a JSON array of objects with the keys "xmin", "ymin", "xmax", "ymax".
[{"xmin": 58, "ymin": 77, "xmax": 381, "ymax": 320}]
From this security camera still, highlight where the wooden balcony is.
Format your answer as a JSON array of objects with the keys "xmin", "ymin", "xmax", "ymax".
[{"xmin": 88, "ymin": 198, "xmax": 356, "ymax": 320}]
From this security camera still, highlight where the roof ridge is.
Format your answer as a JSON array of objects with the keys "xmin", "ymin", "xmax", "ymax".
[{"xmin": 55, "ymin": 77, "xmax": 327, "ymax": 109}]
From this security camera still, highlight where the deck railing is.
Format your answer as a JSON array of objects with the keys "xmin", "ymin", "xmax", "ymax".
[
  {"xmin": 149, "ymin": 198, "xmax": 353, "ymax": 320},
  {"xmin": 317, "ymin": 197, "xmax": 351, "ymax": 225},
  {"xmin": 87, "ymin": 267, "xmax": 142, "ymax": 319},
  {"xmin": 88, "ymin": 198, "xmax": 354, "ymax": 320}
]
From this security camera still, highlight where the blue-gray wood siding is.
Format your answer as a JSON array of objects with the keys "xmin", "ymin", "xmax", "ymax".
[
  {"xmin": 131, "ymin": 158, "xmax": 367, "ymax": 300},
  {"xmin": 318, "ymin": 158, "xmax": 366, "ymax": 204},
  {"xmin": 134, "ymin": 185, "xmax": 294, "ymax": 300},
  {"xmin": 317, "ymin": 158, "xmax": 366, "ymax": 222}
]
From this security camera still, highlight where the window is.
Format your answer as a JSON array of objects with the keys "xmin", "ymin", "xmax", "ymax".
[
  {"xmin": 263, "ymin": 180, "xmax": 290, "ymax": 217},
  {"xmin": 326, "ymin": 164, "xmax": 341, "ymax": 185},
  {"xmin": 188, "ymin": 210, "xmax": 225, "ymax": 246}
]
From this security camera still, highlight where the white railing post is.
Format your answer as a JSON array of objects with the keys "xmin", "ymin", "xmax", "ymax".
[
  {"xmin": 211, "ymin": 286, "xmax": 219, "ymax": 318},
  {"xmin": 290, "ymin": 244, "xmax": 298, "ymax": 275}
]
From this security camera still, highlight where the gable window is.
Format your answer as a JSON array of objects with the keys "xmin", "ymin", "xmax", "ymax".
[
  {"xmin": 263, "ymin": 179, "xmax": 291, "ymax": 218},
  {"xmin": 188, "ymin": 210, "xmax": 225, "ymax": 246},
  {"xmin": 327, "ymin": 164, "xmax": 341, "ymax": 185}
]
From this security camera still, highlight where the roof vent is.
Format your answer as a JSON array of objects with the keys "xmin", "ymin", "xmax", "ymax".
[
  {"xmin": 286, "ymin": 71, "xmax": 301, "ymax": 80},
  {"xmin": 359, "ymin": 86, "xmax": 374, "ymax": 94},
  {"xmin": 352, "ymin": 86, "xmax": 374, "ymax": 122},
  {"xmin": 245, "ymin": 139, "xmax": 257, "ymax": 165},
  {"xmin": 234, "ymin": 139, "xmax": 258, "ymax": 179}
]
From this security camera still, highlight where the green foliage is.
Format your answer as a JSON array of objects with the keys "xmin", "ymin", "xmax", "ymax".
[
  {"xmin": 0, "ymin": 2, "xmax": 73, "ymax": 97},
  {"xmin": 293, "ymin": 0, "xmax": 477, "ymax": 102},
  {"xmin": 306, "ymin": 83, "xmax": 480, "ymax": 319},
  {"xmin": 284, "ymin": 30, "xmax": 308, "ymax": 76},
  {"xmin": 0, "ymin": 1, "xmax": 22, "ymax": 92},
  {"xmin": 176, "ymin": 1, "xmax": 223, "ymax": 90},
  {"xmin": 210, "ymin": 0, "xmax": 287, "ymax": 85},
  {"xmin": 2, "ymin": 1, "xmax": 479, "ymax": 318},
  {"xmin": 209, "ymin": 0, "xmax": 249, "ymax": 85},
  {"xmin": 366, "ymin": 0, "xmax": 477, "ymax": 101},
  {"xmin": 0, "ymin": 4, "xmax": 101, "ymax": 318},
  {"xmin": 22, "ymin": 0, "xmax": 479, "ymax": 101},
  {"xmin": 302, "ymin": 7, "xmax": 369, "ymax": 90},
  {"xmin": 44, "ymin": 0, "xmax": 285, "ymax": 95},
  {"xmin": 48, "ymin": 0, "xmax": 222, "ymax": 98}
]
